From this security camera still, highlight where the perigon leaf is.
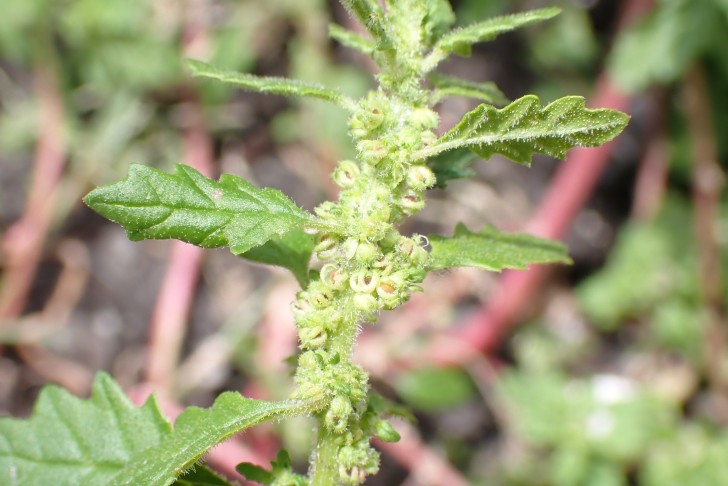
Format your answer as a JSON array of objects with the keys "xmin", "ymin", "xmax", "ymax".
[
  {"xmin": 424, "ymin": 7, "xmax": 561, "ymax": 69},
  {"xmin": 240, "ymin": 227, "xmax": 314, "ymax": 287},
  {"xmin": 187, "ymin": 60, "xmax": 355, "ymax": 110},
  {"xmin": 112, "ymin": 393, "xmax": 321, "ymax": 486},
  {"xmin": 414, "ymin": 95, "xmax": 629, "ymax": 166},
  {"xmin": 425, "ymin": 147, "xmax": 478, "ymax": 188},
  {"xmin": 0, "ymin": 373, "xmax": 171, "ymax": 485},
  {"xmin": 84, "ymin": 164, "xmax": 309, "ymax": 255},
  {"xmin": 428, "ymin": 223, "xmax": 572, "ymax": 272},
  {"xmin": 429, "ymin": 72, "xmax": 509, "ymax": 105},
  {"xmin": 329, "ymin": 24, "xmax": 375, "ymax": 55}
]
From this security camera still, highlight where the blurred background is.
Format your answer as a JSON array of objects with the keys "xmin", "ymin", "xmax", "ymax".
[{"xmin": 1, "ymin": 0, "xmax": 727, "ymax": 484}]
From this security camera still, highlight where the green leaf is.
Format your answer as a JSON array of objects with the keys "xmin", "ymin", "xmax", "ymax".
[
  {"xmin": 424, "ymin": 7, "xmax": 561, "ymax": 68},
  {"xmin": 415, "ymin": 95, "xmax": 629, "ymax": 166},
  {"xmin": 187, "ymin": 60, "xmax": 355, "ymax": 110},
  {"xmin": 429, "ymin": 72, "xmax": 509, "ymax": 105},
  {"xmin": 425, "ymin": 147, "xmax": 478, "ymax": 188},
  {"xmin": 427, "ymin": 223, "xmax": 572, "ymax": 272},
  {"xmin": 240, "ymin": 227, "xmax": 314, "ymax": 287},
  {"xmin": 235, "ymin": 463, "xmax": 273, "ymax": 484},
  {"xmin": 422, "ymin": 0, "xmax": 456, "ymax": 47},
  {"xmin": 337, "ymin": 0, "xmax": 390, "ymax": 47},
  {"xmin": 328, "ymin": 24, "xmax": 375, "ymax": 55},
  {"xmin": 395, "ymin": 367, "xmax": 475, "ymax": 413},
  {"xmin": 173, "ymin": 466, "xmax": 235, "ymax": 486},
  {"xmin": 111, "ymin": 393, "xmax": 322, "ymax": 485},
  {"xmin": 84, "ymin": 164, "xmax": 309, "ymax": 255},
  {"xmin": 0, "ymin": 373, "xmax": 172, "ymax": 485}
]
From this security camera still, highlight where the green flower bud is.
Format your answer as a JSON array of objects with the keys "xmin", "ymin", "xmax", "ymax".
[
  {"xmin": 353, "ymin": 293, "xmax": 379, "ymax": 314},
  {"xmin": 300, "ymin": 325, "xmax": 327, "ymax": 349},
  {"xmin": 325, "ymin": 395, "xmax": 353, "ymax": 433},
  {"xmin": 420, "ymin": 130, "xmax": 438, "ymax": 147},
  {"xmin": 309, "ymin": 285, "xmax": 334, "ymax": 309},
  {"xmin": 376, "ymin": 274, "xmax": 403, "ymax": 300},
  {"xmin": 398, "ymin": 190, "xmax": 425, "ymax": 214},
  {"xmin": 410, "ymin": 245, "xmax": 429, "ymax": 267},
  {"xmin": 332, "ymin": 160, "xmax": 360, "ymax": 188},
  {"xmin": 354, "ymin": 241, "xmax": 378, "ymax": 263},
  {"xmin": 314, "ymin": 233, "xmax": 339, "ymax": 260},
  {"xmin": 374, "ymin": 420, "xmax": 400, "ymax": 442},
  {"xmin": 406, "ymin": 165, "xmax": 436, "ymax": 191},
  {"xmin": 350, "ymin": 269, "xmax": 379, "ymax": 294},
  {"xmin": 342, "ymin": 238, "xmax": 359, "ymax": 260},
  {"xmin": 321, "ymin": 264, "xmax": 348, "ymax": 290},
  {"xmin": 291, "ymin": 291, "xmax": 313, "ymax": 317},
  {"xmin": 357, "ymin": 140, "xmax": 387, "ymax": 166},
  {"xmin": 396, "ymin": 236, "xmax": 415, "ymax": 256},
  {"xmin": 408, "ymin": 107, "xmax": 439, "ymax": 129}
]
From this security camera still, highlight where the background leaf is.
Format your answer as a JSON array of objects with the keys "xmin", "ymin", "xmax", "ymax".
[
  {"xmin": 173, "ymin": 466, "xmax": 235, "ymax": 486},
  {"xmin": 429, "ymin": 72, "xmax": 508, "ymax": 105},
  {"xmin": 328, "ymin": 24, "xmax": 375, "ymax": 55},
  {"xmin": 85, "ymin": 164, "xmax": 309, "ymax": 255},
  {"xmin": 0, "ymin": 373, "xmax": 171, "ymax": 485},
  {"xmin": 240, "ymin": 227, "xmax": 314, "ymax": 287},
  {"xmin": 425, "ymin": 7, "xmax": 560, "ymax": 66},
  {"xmin": 425, "ymin": 147, "xmax": 478, "ymax": 188},
  {"xmin": 417, "ymin": 95, "xmax": 629, "ymax": 166},
  {"xmin": 427, "ymin": 223, "xmax": 572, "ymax": 272},
  {"xmin": 187, "ymin": 60, "xmax": 355, "ymax": 109}
]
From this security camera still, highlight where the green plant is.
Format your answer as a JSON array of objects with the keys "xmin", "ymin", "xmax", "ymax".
[{"xmin": 0, "ymin": 1, "xmax": 628, "ymax": 484}]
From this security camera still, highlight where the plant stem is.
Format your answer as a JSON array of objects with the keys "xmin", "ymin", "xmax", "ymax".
[{"xmin": 310, "ymin": 424, "xmax": 341, "ymax": 486}]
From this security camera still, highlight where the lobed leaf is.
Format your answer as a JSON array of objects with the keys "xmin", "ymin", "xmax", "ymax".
[
  {"xmin": 240, "ymin": 227, "xmax": 314, "ymax": 288},
  {"xmin": 329, "ymin": 24, "xmax": 375, "ymax": 55},
  {"xmin": 111, "ymin": 393, "xmax": 321, "ymax": 486},
  {"xmin": 427, "ymin": 223, "xmax": 572, "ymax": 272},
  {"xmin": 0, "ymin": 373, "xmax": 171, "ymax": 486},
  {"xmin": 415, "ymin": 95, "xmax": 629, "ymax": 166},
  {"xmin": 429, "ymin": 72, "xmax": 509, "ymax": 105},
  {"xmin": 187, "ymin": 60, "xmax": 355, "ymax": 110},
  {"xmin": 424, "ymin": 7, "xmax": 561, "ymax": 69},
  {"xmin": 0, "ymin": 373, "xmax": 319, "ymax": 486},
  {"xmin": 84, "ymin": 164, "xmax": 309, "ymax": 255}
]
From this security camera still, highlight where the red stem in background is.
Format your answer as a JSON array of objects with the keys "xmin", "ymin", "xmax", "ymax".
[
  {"xmin": 144, "ymin": 3, "xmax": 214, "ymax": 392},
  {"xmin": 0, "ymin": 55, "xmax": 66, "ymax": 319}
]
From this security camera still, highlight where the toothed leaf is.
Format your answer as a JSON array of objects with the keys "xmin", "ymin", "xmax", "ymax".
[
  {"xmin": 0, "ymin": 373, "xmax": 171, "ymax": 485},
  {"xmin": 240, "ymin": 227, "xmax": 314, "ymax": 287},
  {"xmin": 84, "ymin": 164, "xmax": 309, "ymax": 255},
  {"xmin": 426, "ymin": 8, "xmax": 561, "ymax": 67},
  {"xmin": 417, "ymin": 95, "xmax": 629, "ymax": 166},
  {"xmin": 187, "ymin": 60, "xmax": 354, "ymax": 109},
  {"xmin": 428, "ymin": 223, "xmax": 572, "ymax": 272},
  {"xmin": 114, "ymin": 392, "xmax": 318, "ymax": 486},
  {"xmin": 429, "ymin": 72, "xmax": 508, "ymax": 105}
]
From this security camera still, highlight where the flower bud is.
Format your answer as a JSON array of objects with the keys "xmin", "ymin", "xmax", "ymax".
[
  {"xmin": 321, "ymin": 264, "xmax": 348, "ymax": 290},
  {"xmin": 420, "ymin": 130, "xmax": 438, "ymax": 147},
  {"xmin": 342, "ymin": 238, "xmax": 359, "ymax": 260},
  {"xmin": 309, "ymin": 285, "xmax": 334, "ymax": 309},
  {"xmin": 398, "ymin": 190, "xmax": 425, "ymax": 215},
  {"xmin": 408, "ymin": 107, "xmax": 439, "ymax": 129},
  {"xmin": 300, "ymin": 325, "xmax": 327, "ymax": 349},
  {"xmin": 325, "ymin": 395, "xmax": 353, "ymax": 433},
  {"xmin": 354, "ymin": 241, "xmax": 378, "ymax": 263},
  {"xmin": 353, "ymin": 293, "xmax": 379, "ymax": 314},
  {"xmin": 350, "ymin": 269, "xmax": 379, "ymax": 294},
  {"xmin": 406, "ymin": 165, "xmax": 436, "ymax": 191},
  {"xmin": 357, "ymin": 140, "xmax": 387, "ymax": 166},
  {"xmin": 314, "ymin": 233, "xmax": 339, "ymax": 260},
  {"xmin": 333, "ymin": 160, "xmax": 360, "ymax": 188}
]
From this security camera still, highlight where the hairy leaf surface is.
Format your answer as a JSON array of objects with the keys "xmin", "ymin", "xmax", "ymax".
[
  {"xmin": 429, "ymin": 72, "xmax": 508, "ymax": 105},
  {"xmin": 425, "ymin": 7, "xmax": 560, "ymax": 67},
  {"xmin": 112, "ymin": 393, "xmax": 320, "ymax": 486},
  {"xmin": 85, "ymin": 164, "xmax": 309, "ymax": 255},
  {"xmin": 329, "ymin": 24, "xmax": 375, "ymax": 55},
  {"xmin": 0, "ymin": 373, "xmax": 171, "ymax": 485},
  {"xmin": 428, "ymin": 223, "xmax": 571, "ymax": 272},
  {"xmin": 240, "ymin": 227, "xmax": 314, "ymax": 287},
  {"xmin": 0, "ymin": 372, "xmax": 319, "ymax": 486},
  {"xmin": 338, "ymin": 0, "xmax": 390, "ymax": 46},
  {"xmin": 187, "ymin": 60, "xmax": 355, "ymax": 109},
  {"xmin": 416, "ymin": 95, "xmax": 629, "ymax": 166}
]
